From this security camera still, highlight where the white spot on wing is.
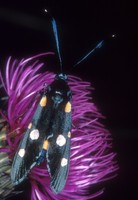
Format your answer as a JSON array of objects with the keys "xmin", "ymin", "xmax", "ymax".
[
  {"xmin": 30, "ymin": 129, "xmax": 39, "ymax": 140},
  {"xmin": 68, "ymin": 131, "xmax": 71, "ymax": 138},
  {"xmin": 61, "ymin": 158, "xmax": 68, "ymax": 167},
  {"xmin": 28, "ymin": 122, "xmax": 32, "ymax": 129},
  {"xmin": 18, "ymin": 149, "xmax": 25, "ymax": 157},
  {"xmin": 56, "ymin": 134, "xmax": 66, "ymax": 146}
]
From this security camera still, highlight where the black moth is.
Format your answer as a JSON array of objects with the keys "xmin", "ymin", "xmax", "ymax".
[
  {"xmin": 11, "ymin": 73, "xmax": 72, "ymax": 194},
  {"xmin": 11, "ymin": 11, "xmax": 105, "ymax": 194},
  {"xmin": 11, "ymin": 13, "xmax": 72, "ymax": 194}
]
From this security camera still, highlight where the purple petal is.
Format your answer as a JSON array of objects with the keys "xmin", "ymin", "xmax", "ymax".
[{"xmin": 0, "ymin": 53, "xmax": 118, "ymax": 200}]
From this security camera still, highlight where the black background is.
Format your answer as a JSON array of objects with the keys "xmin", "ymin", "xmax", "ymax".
[{"xmin": 0, "ymin": 0, "xmax": 137, "ymax": 200}]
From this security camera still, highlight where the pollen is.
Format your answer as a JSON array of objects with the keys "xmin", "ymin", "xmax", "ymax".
[
  {"xmin": 43, "ymin": 140, "xmax": 49, "ymax": 150},
  {"xmin": 18, "ymin": 149, "xmax": 25, "ymax": 157},
  {"xmin": 56, "ymin": 134, "xmax": 66, "ymax": 146},
  {"xmin": 65, "ymin": 101, "xmax": 71, "ymax": 113},
  {"xmin": 61, "ymin": 158, "xmax": 68, "ymax": 167},
  {"xmin": 40, "ymin": 96, "xmax": 47, "ymax": 107},
  {"xmin": 30, "ymin": 129, "xmax": 39, "ymax": 140}
]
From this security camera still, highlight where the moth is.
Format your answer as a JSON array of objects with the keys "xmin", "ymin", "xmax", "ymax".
[
  {"xmin": 10, "ymin": 13, "xmax": 73, "ymax": 193},
  {"xmin": 11, "ymin": 12, "xmax": 105, "ymax": 194},
  {"xmin": 11, "ymin": 73, "xmax": 72, "ymax": 194}
]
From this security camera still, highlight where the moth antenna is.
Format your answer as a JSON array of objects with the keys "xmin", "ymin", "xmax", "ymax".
[
  {"xmin": 73, "ymin": 40, "xmax": 104, "ymax": 67},
  {"xmin": 44, "ymin": 9, "xmax": 63, "ymax": 73},
  {"xmin": 73, "ymin": 33, "xmax": 116, "ymax": 68}
]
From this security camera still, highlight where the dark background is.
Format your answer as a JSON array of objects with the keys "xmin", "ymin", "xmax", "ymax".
[{"xmin": 0, "ymin": 0, "xmax": 137, "ymax": 199}]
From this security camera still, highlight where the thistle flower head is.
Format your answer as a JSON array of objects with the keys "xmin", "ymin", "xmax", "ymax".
[{"xmin": 0, "ymin": 53, "xmax": 118, "ymax": 200}]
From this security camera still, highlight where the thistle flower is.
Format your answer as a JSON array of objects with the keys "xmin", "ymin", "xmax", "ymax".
[{"xmin": 0, "ymin": 53, "xmax": 118, "ymax": 200}]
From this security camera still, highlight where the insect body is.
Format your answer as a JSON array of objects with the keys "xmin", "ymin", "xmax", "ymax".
[
  {"xmin": 11, "ymin": 73, "xmax": 72, "ymax": 194},
  {"xmin": 11, "ymin": 12, "xmax": 105, "ymax": 194}
]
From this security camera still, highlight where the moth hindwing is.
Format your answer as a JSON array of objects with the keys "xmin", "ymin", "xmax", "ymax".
[{"xmin": 11, "ymin": 73, "xmax": 72, "ymax": 194}]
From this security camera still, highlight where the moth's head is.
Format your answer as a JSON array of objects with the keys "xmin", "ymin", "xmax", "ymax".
[
  {"xmin": 47, "ymin": 73, "xmax": 71, "ymax": 102},
  {"xmin": 55, "ymin": 73, "xmax": 68, "ymax": 81}
]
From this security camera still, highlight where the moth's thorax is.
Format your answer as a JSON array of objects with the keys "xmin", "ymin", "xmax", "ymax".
[
  {"xmin": 47, "ymin": 78, "xmax": 72, "ymax": 104},
  {"xmin": 52, "ymin": 91, "xmax": 63, "ymax": 105}
]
